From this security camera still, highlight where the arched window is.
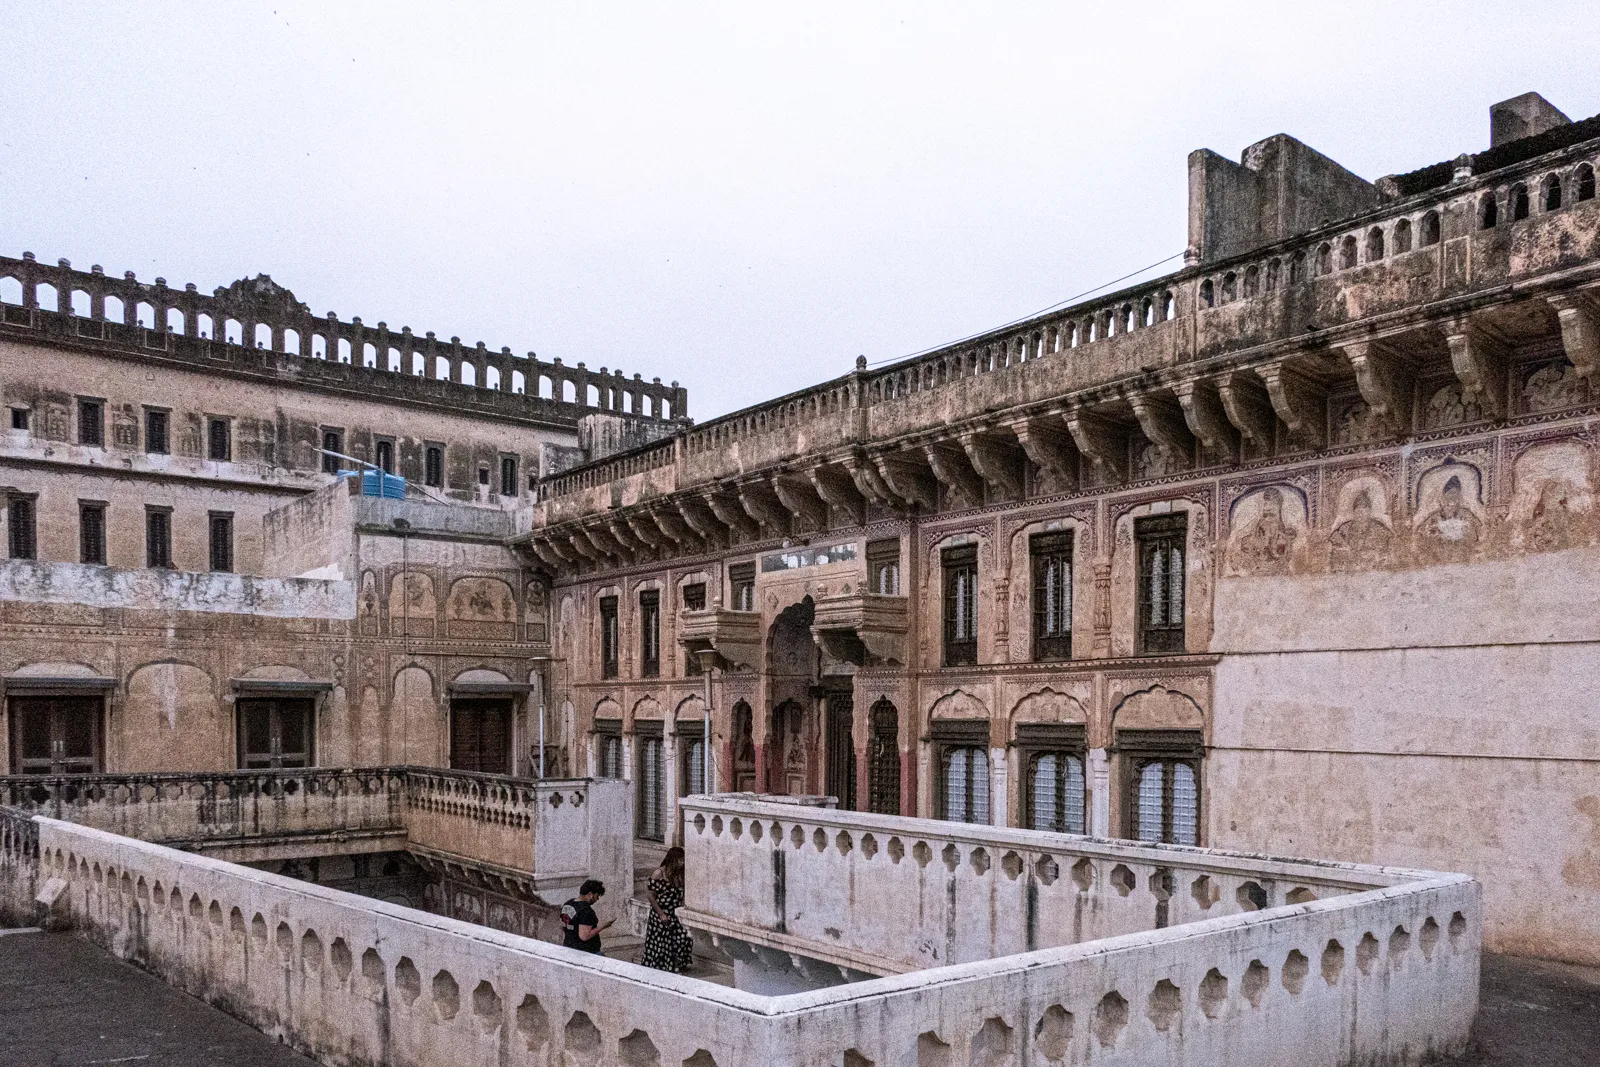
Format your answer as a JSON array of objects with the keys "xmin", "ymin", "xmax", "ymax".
[
  {"xmin": 1141, "ymin": 297, "xmax": 1154, "ymax": 326},
  {"xmin": 1578, "ymin": 163, "xmax": 1596, "ymax": 202},
  {"xmin": 224, "ymin": 318, "xmax": 243, "ymax": 344},
  {"xmin": 1420, "ymin": 210, "xmax": 1441, "ymax": 246},
  {"xmin": 166, "ymin": 307, "xmax": 185, "ymax": 334},
  {"xmin": 388, "ymin": 347, "xmax": 402, "ymax": 371},
  {"xmin": 1068, "ymin": 322, "xmax": 1079, "ymax": 347},
  {"xmin": 311, "ymin": 334, "xmax": 327, "ymax": 359},
  {"xmin": 941, "ymin": 746, "xmax": 989, "ymax": 824},
  {"xmin": 282, "ymin": 329, "xmax": 300, "ymax": 355},
  {"xmin": 1029, "ymin": 751, "xmax": 1086, "ymax": 834},
  {"xmin": 1365, "ymin": 227, "xmax": 1385, "ymax": 261},
  {"xmin": 661, "ymin": 399, "xmax": 673, "ymax": 420},
  {"xmin": 1392, "ymin": 218, "xmax": 1413, "ymax": 254},
  {"xmin": 1480, "ymin": 193, "xmax": 1498, "ymax": 229},
  {"xmin": 71, "ymin": 290, "xmax": 92, "ymax": 317},
  {"xmin": 511, "ymin": 369, "xmax": 525, "ymax": 394},
  {"xmin": 362, "ymin": 342, "xmax": 376, "ymax": 367},
  {"xmin": 460, "ymin": 362, "xmax": 476, "ymax": 386},
  {"xmin": 35, "ymin": 284, "xmax": 59, "ymax": 312},
  {"xmin": 1316, "ymin": 243, "xmax": 1333, "ymax": 275},
  {"xmin": 1221, "ymin": 272, "xmax": 1237, "ymax": 303},
  {"xmin": 1289, "ymin": 250, "xmax": 1306, "ymax": 283},
  {"xmin": 1089, "ymin": 317, "xmax": 1100, "ymax": 341},
  {"xmin": 254, "ymin": 322, "xmax": 272, "ymax": 349},
  {"xmin": 1543, "ymin": 173, "xmax": 1562, "ymax": 211},
  {"xmin": 1339, "ymin": 235, "xmax": 1358, "ymax": 270},
  {"xmin": 434, "ymin": 354, "xmax": 450, "ymax": 379},
  {"xmin": 1264, "ymin": 258, "xmax": 1280, "ymax": 290},
  {"xmin": 198, "ymin": 313, "xmax": 214, "ymax": 339},
  {"xmin": 1162, "ymin": 291, "xmax": 1176, "ymax": 320},
  {"xmin": 1242, "ymin": 265, "xmax": 1259, "ymax": 298},
  {"xmin": 1122, "ymin": 306, "xmax": 1135, "ymax": 333},
  {"xmin": 1511, "ymin": 183, "xmax": 1530, "ymax": 221},
  {"xmin": 0, "ymin": 277, "xmax": 21, "ymax": 305},
  {"xmin": 867, "ymin": 700, "xmax": 900, "ymax": 816},
  {"xmin": 1199, "ymin": 279, "xmax": 1214, "ymax": 309}
]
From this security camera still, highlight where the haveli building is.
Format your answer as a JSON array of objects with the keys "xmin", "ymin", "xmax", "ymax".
[{"xmin": 3, "ymin": 89, "xmax": 1598, "ymax": 971}]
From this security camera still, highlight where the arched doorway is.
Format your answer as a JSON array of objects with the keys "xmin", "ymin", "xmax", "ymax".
[
  {"xmin": 765, "ymin": 598, "xmax": 820, "ymax": 796},
  {"xmin": 867, "ymin": 699, "xmax": 900, "ymax": 815}
]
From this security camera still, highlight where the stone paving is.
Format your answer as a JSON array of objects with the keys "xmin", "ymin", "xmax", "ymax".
[{"xmin": 0, "ymin": 927, "xmax": 1593, "ymax": 1066}]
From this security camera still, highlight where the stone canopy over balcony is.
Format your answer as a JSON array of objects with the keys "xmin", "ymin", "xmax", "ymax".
[
  {"xmin": 810, "ymin": 591, "xmax": 910, "ymax": 667},
  {"xmin": 676, "ymin": 607, "xmax": 763, "ymax": 671}
]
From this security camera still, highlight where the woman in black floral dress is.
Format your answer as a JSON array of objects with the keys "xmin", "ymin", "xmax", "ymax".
[{"xmin": 641, "ymin": 845, "xmax": 693, "ymax": 973}]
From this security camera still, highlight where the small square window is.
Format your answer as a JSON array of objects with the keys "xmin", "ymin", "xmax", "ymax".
[
  {"xmin": 10, "ymin": 408, "xmax": 29, "ymax": 431},
  {"xmin": 145, "ymin": 409, "xmax": 169, "ymax": 454},
  {"xmin": 207, "ymin": 418, "xmax": 231, "ymax": 462},
  {"xmin": 78, "ymin": 399, "xmax": 104, "ymax": 447}
]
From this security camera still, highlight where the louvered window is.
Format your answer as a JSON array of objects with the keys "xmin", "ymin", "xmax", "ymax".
[
  {"xmin": 1030, "ymin": 531, "xmax": 1073, "ymax": 661},
  {"xmin": 684, "ymin": 737, "xmax": 706, "ymax": 796},
  {"xmin": 7, "ymin": 497, "xmax": 36, "ymax": 560},
  {"xmin": 79, "ymin": 502, "xmax": 106, "ymax": 565},
  {"xmin": 941, "ymin": 745, "xmax": 989, "ymax": 824},
  {"xmin": 638, "ymin": 734, "xmax": 665, "ymax": 840},
  {"xmin": 600, "ymin": 596, "xmax": 619, "ymax": 679},
  {"xmin": 942, "ymin": 544, "xmax": 978, "ymax": 666},
  {"xmin": 1136, "ymin": 515, "xmax": 1186, "ymax": 654},
  {"xmin": 639, "ymin": 590, "xmax": 660, "ymax": 678}
]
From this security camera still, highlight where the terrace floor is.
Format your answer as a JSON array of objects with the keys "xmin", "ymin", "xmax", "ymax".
[{"xmin": 0, "ymin": 927, "xmax": 1594, "ymax": 1065}]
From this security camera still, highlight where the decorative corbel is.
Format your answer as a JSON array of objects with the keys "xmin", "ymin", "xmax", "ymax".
[
  {"xmin": 705, "ymin": 490, "xmax": 759, "ymax": 541},
  {"xmin": 922, "ymin": 441, "xmax": 985, "ymax": 508},
  {"xmin": 1255, "ymin": 360, "xmax": 1326, "ymax": 449},
  {"xmin": 608, "ymin": 518, "xmax": 646, "ymax": 556},
  {"xmin": 873, "ymin": 451, "xmax": 937, "ymax": 511},
  {"xmin": 1173, "ymin": 378, "xmax": 1239, "ymax": 463},
  {"xmin": 1546, "ymin": 291, "xmax": 1600, "ymax": 379},
  {"xmin": 959, "ymin": 431, "xmax": 1025, "ymax": 499},
  {"xmin": 1443, "ymin": 315, "xmax": 1508, "ymax": 419},
  {"xmin": 527, "ymin": 539, "xmax": 568, "ymax": 573},
  {"xmin": 737, "ymin": 481, "xmax": 791, "ymax": 536},
  {"xmin": 1340, "ymin": 339, "xmax": 1416, "ymax": 438},
  {"xmin": 586, "ymin": 524, "xmax": 629, "ymax": 561},
  {"xmin": 1008, "ymin": 416, "xmax": 1079, "ymax": 493},
  {"xmin": 652, "ymin": 507, "xmax": 697, "ymax": 548},
  {"xmin": 808, "ymin": 464, "xmax": 867, "ymax": 526},
  {"xmin": 677, "ymin": 497, "xmax": 725, "ymax": 545},
  {"xmin": 626, "ymin": 513, "xmax": 665, "ymax": 550},
  {"xmin": 1126, "ymin": 390, "xmax": 1195, "ymax": 470},
  {"xmin": 1216, "ymin": 368, "xmax": 1277, "ymax": 453},
  {"xmin": 844, "ymin": 453, "xmax": 902, "ymax": 512},
  {"xmin": 772, "ymin": 473, "xmax": 829, "ymax": 530},
  {"xmin": 1063, "ymin": 406, "xmax": 1128, "ymax": 484}
]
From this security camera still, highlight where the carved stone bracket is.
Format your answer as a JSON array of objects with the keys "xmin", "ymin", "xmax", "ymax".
[
  {"xmin": 959, "ymin": 432, "xmax": 1025, "ymax": 499},
  {"xmin": 1216, "ymin": 369, "xmax": 1277, "ymax": 452},
  {"xmin": 1443, "ymin": 316, "xmax": 1509, "ymax": 419},
  {"xmin": 1546, "ymin": 291, "xmax": 1600, "ymax": 379},
  {"xmin": 874, "ymin": 451, "xmax": 937, "ymax": 511},
  {"xmin": 772, "ymin": 474, "xmax": 829, "ymax": 530},
  {"xmin": 1127, "ymin": 391, "xmax": 1195, "ymax": 470},
  {"xmin": 705, "ymin": 490, "xmax": 759, "ymax": 541},
  {"xmin": 1173, "ymin": 378, "xmax": 1239, "ymax": 463},
  {"xmin": 1008, "ymin": 416, "xmax": 1079, "ymax": 493},
  {"xmin": 923, "ymin": 441, "xmax": 984, "ymax": 508},
  {"xmin": 844, "ymin": 453, "xmax": 902, "ymax": 512},
  {"xmin": 808, "ymin": 464, "xmax": 867, "ymax": 526},
  {"xmin": 678, "ymin": 496, "xmax": 727, "ymax": 545},
  {"xmin": 1340, "ymin": 339, "xmax": 1416, "ymax": 438},
  {"xmin": 737, "ymin": 481, "xmax": 792, "ymax": 537},
  {"xmin": 1256, "ymin": 360, "xmax": 1326, "ymax": 449},
  {"xmin": 652, "ymin": 507, "xmax": 699, "ymax": 549},
  {"xmin": 1063, "ymin": 407, "xmax": 1128, "ymax": 484}
]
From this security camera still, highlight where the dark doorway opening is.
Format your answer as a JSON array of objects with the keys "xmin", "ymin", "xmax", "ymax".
[
  {"xmin": 449, "ymin": 698, "xmax": 513, "ymax": 775},
  {"xmin": 237, "ymin": 698, "xmax": 314, "ymax": 769},
  {"xmin": 825, "ymin": 690, "xmax": 856, "ymax": 810},
  {"xmin": 9, "ymin": 696, "xmax": 103, "ymax": 774}
]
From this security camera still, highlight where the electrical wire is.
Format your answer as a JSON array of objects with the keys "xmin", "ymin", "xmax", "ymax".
[{"xmin": 862, "ymin": 250, "xmax": 1184, "ymax": 368}]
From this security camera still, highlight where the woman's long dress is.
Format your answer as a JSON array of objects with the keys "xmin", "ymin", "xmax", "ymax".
[{"xmin": 640, "ymin": 876, "xmax": 693, "ymax": 973}]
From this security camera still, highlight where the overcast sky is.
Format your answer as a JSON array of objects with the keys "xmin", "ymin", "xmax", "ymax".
[{"xmin": 3, "ymin": 2, "xmax": 1597, "ymax": 420}]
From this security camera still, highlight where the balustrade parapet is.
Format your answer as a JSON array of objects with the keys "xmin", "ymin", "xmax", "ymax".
[{"xmin": 0, "ymin": 253, "xmax": 684, "ymax": 430}]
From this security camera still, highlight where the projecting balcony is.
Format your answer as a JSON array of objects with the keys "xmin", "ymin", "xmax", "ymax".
[
  {"xmin": 677, "ymin": 607, "xmax": 763, "ymax": 671},
  {"xmin": 810, "ymin": 592, "xmax": 909, "ymax": 667}
]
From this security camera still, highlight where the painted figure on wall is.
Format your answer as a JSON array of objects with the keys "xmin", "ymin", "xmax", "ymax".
[
  {"xmin": 1229, "ymin": 487, "xmax": 1298, "ymax": 576},
  {"xmin": 1329, "ymin": 489, "xmax": 1394, "ymax": 571},
  {"xmin": 1417, "ymin": 473, "xmax": 1483, "ymax": 562}
]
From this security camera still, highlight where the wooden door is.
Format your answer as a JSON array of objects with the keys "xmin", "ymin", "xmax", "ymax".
[{"xmin": 449, "ymin": 699, "xmax": 512, "ymax": 775}]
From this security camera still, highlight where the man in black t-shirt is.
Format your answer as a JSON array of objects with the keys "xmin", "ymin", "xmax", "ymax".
[{"xmin": 561, "ymin": 879, "xmax": 612, "ymax": 955}]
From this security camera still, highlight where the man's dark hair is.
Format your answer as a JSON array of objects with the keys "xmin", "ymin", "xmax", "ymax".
[{"xmin": 579, "ymin": 879, "xmax": 606, "ymax": 897}]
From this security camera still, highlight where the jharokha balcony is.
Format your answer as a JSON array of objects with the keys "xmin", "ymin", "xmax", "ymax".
[
  {"xmin": 809, "ymin": 591, "xmax": 910, "ymax": 667},
  {"xmin": 676, "ymin": 607, "xmax": 764, "ymax": 671}
]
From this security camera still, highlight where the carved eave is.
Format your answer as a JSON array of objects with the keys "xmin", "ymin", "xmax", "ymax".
[
  {"xmin": 1216, "ymin": 369, "xmax": 1277, "ymax": 453},
  {"xmin": 738, "ymin": 481, "xmax": 792, "ymax": 536},
  {"xmin": 809, "ymin": 464, "xmax": 867, "ymax": 526},
  {"xmin": 772, "ymin": 473, "xmax": 829, "ymax": 530},
  {"xmin": 923, "ymin": 441, "xmax": 984, "ymax": 509},
  {"xmin": 705, "ymin": 490, "xmax": 759, "ymax": 541},
  {"xmin": 810, "ymin": 592, "xmax": 910, "ymax": 667},
  {"xmin": 679, "ymin": 496, "xmax": 727, "ymax": 546},
  {"xmin": 1546, "ymin": 290, "xmax": 1600, "ymax": 379},
  {"xmin": 627, "ymin": 513, "xmax": 665, "ymax": 552},
  {"xmin": 873, "ymin": 451, "xmax": 937, "ymax": 511},
  {"xmin": 1340, "ymin": 339, "xmax": 1416, "ymax": 439},
  {"xmin": 1173, "ymin": 378, "xmax": 1240, "ymax": 463},
  {"xmin": 844, "ymin": 453, "xmax": 902, "ymax": 512},
  {"xmin": 959, "ymin": 431, "xmax": 1025, "ymax": 499},
  {"xmin": 1008, "ymin": 415, "xmax": 1080, "ymax": 493},
  {"xmin": 652, "ymin": 507, "xmax": 698, "ymax": 549},
  {"xmin": 677, "ymin": 608, "xmax": 763, "ymax": 671},
  {"xmin": 1255, "ymin": 359, "xmax": 1327, "ymax": 449},
  {"xmin": 1126, "ymin": 391, "xmax": 1195, "ymax": 470},
  {"xmin": 608, "ymin": 518, "xmax": 648, "ymax": 557},
  {"xmin": 1062, "ymin": 406, "xmax": 1128, "ymax": 484},
  {"xmin": 1443, "ymin": 315, "xmax": 1509, "ymax": 419}
]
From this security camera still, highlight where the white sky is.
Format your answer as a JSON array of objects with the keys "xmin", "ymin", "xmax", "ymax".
[{"xmin": 2, "ymin": 2, "xmax": 1597, "ymax": 420}]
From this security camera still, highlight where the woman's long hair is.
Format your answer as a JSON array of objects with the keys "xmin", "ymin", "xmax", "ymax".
[{"xmin": 662, "ymin": 845, "xmax": 685, "ymax": 887}]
